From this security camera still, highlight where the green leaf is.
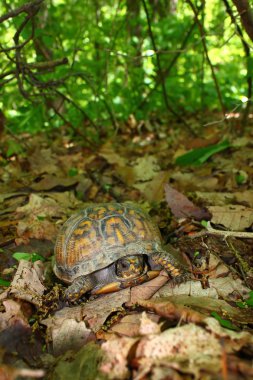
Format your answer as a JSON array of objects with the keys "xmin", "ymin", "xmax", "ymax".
[
  {"xmin": 193, "ymin": 251, "xmax": 200, "ymax": 258},
  {"xmin": 7, "ymin": 140, "xmax": 23, "ymax": 157},
  {"xmin": 201, "ymin": 220, "xmax": 208, "ymax": 227},
  {"xmin": 211, "ymin": 311, "xmax": 239, "ymax": 331},
  {"xmin": 175, "ymin": 140, "xmax": 231, "ymax": 166},
  {"xmin": 68, "ymin": 168, "xmax": 79, "ymax": 177},
  {"xmin": 237, "ymin": 291, "xmax": 253, "ymax": 308},
  {"xmin": 12, "ymin": 252, "xmax": 46, "ymax": 263},
  {"xmin": 0, "ymin": 278, "xmax": 11, "ymax": 287},
  {"xmin": 37, "ymin": 215, "xmax": 45, "ymax": 221}
]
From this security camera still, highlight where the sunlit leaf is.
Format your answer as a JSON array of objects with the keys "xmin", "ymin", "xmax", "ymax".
[
  {"xmin": 12, "ymin": 252, "xmax": 46, "ymax": 263},
  {"xmin": 211, "ymin": 311, "xmax": 239, "ymax": 331},
  {"xmin": 175, "ymin": 140, "xmax": 231, "ymax": 166}
]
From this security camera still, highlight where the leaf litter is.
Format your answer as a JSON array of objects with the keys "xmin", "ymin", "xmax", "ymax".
[{"xmin": 0, "ymin": 126, "xmax": 253, "ymax": 379}]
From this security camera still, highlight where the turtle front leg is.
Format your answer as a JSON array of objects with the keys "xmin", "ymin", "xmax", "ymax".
[
  {"xmin": 65, "ymin": 274, "xmax": 96, "ymax": 302},
  {"xmin": 152, "ymin": 251, "xmax": 190, "ymax": 283}
]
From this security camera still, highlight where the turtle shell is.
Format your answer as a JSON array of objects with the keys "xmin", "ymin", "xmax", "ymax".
[{"xmin": 54, "ymin": 203, "xmax": 163, "ymax": 284}]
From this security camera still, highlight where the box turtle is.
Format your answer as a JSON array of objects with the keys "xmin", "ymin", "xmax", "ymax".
[{"xmin": 54, "ymin": 203, "xmax": 189, "ymax": 302}]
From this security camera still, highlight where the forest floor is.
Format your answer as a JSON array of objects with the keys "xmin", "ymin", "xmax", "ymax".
[{"xmin": 0, "ymin": 114, "xmax": 253, "ymax": 380}]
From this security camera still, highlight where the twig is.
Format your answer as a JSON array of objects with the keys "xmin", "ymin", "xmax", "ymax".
[
  {"xmin": 48, "ymin": 100, "xmax": 97, "ymax": 147},
  {"xmin": 225, "ymin": 239, "xmax": 253, "ymax": 276},
  {"xmin": 186, "ymin": 0, "xmax": 226, "ymax": 117},
  {"xmin": 223, "ymin": 0, "xmax": 252, "ymax": 127},
  {"xmin": 54, "ymin": 89, "xmax": 99, "ymax": 131},
  {"xmin": 0, "ymin": 0, "xmax": 45, "ymax": 23},
  {"xmin": 138, "ymin": 13, "xmax": 202, "ymax": 111},
  {"xmin": 190, "ymin": 221, "xmax": 253, "ymax": 239},
  {"xmin": 13, "ymin": 7, "xmax": 38, "ymax": 99},
  {"xmin": 141, "ymin": 0, "xmax": 189, "ymax": 128}
]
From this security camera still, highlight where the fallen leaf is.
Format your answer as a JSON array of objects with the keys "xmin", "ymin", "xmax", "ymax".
[
  {"xmin": 139, "ymin": 295, "xmax": 253, "ymax": 326},
  {"xmin": 134, "ymin": 171, "xmax": 169, "ymax": 202},
  {"xmin": 0, "ymin": 299, "xmax": 30, "ymax": 332},
  {"xmin": 31, "ymin": 174, "xmax": 79, "ymax": 191},
  {"xmin": 209, "ymin": 205, "xmax": 253, "ymax": 231},
  {"xmin": 42, "ymin": 289, "xmax": 130, "ymax": 333},
  {"xmin": 101, "ymin": 336, "xmax": 138, "ymax": 379},
  {"xmin": 0, "ymin": 365, "xmax": 44, "ymax": 380},
  {"xmin": 28, "ymin": 148, "xmax": 59, "ymax": 175},
  {"xmin": 15, "ymin": 194, "xmax": 63, "ymax": 241},
  {"xmin": 9, "ymin": 260, "xmax": 45, "ymax": 306},
  {"xmin": 165, "ymin": 184, "xmax": 211, "ymax": 220},
  {"xmin": 110, "ymin": 312, "xmax": 161, "ymax": 337},
  {"xmin": 45, "ymin": 318, "xmax": 95, "ymax": 355},
  {"xmin": 171, "ymin": 171, "xmax": 219, "ymax": 191}
]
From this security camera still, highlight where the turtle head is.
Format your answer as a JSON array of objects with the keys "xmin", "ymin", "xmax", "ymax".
[{"xmin": 116, "ymin": 255, "xmax": 145, "ymax": 279}]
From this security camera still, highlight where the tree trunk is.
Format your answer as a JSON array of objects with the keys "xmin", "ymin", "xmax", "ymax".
[{"xmin": 232, "ymin": 0, "xmax": 253, "ymax": 41}]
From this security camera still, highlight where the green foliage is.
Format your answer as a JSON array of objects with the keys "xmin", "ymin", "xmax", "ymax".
[
  {"xmin": 12, "ymin": 252, "xmax": 46, "ymax": 262},
  {"xmin": 0, "ymin": 278, "xmax": 11, "ymax": 287},
  {"xmin": 0, "ymin": 0, "xmax": 251, "ymax": 140},
  {"xmin": 211, "ymin": 311, "xmax": 239, "ymax": 331},
  {"xmin": 237, "ymin": 291, "xmax": 253, "ymax": 308},
  {"xmin": 68, "ymin": 167, "xmax": 79, "ymax": 177},
  {"xmin": 175, "ymin": 139, "xmax": 231, "ymax": 166}
]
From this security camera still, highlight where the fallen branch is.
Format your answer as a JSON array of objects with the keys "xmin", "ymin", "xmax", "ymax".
[{"xmin": 190, "ymin": 221, "xmax": 253, "ymax": 239}]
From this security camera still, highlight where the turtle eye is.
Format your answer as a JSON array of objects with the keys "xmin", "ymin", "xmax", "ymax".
[
  {"xmin": 121, "ymin": 261, "xmax": 129, "ymax": 269},
  {"xmin": 116, "ymin": 259, "xmax": 130, "ymax": 276}
]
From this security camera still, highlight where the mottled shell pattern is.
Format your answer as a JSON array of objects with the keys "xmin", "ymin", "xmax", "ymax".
[{"xmin": 54, "ymin": 203, "xmax": 163, "ymax": 283}]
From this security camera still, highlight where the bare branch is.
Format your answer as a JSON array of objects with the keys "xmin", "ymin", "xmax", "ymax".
[
  {"xmin": 26, "ymin": 57, "xmax": 69, "ymax": 71},
  {"xmin": 186, "ymin": 0, "xmax": 226, "ymax": 117},
  {"xmin": 141, "ymin": 0, "xmax": 189, "ymax": 129},
  {"xmin": 0, "ymin": 0, "xmax": 45, "ymax": 23},
  {"xmin": 223, "ymin": 0, "xmax": 252, "ymax": 127}
]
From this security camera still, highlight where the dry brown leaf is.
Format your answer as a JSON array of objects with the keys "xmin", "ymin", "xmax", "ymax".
[
  {"xmin": 131, "ymin": 156, "xmax": 160, "ymax": 182},
  {"xmin": 9, "ymin": 260, "xmax": 45, "ymax": 306},
  {"xmin": 101, "ymin": 336, "xmax": 138, "ymax": 379},
  {"xmin": 99, "ymin": 141, "xmax": 127, "ymax": 167},
  {"xmin": 0, "ymin": 299, "xmax": 30, "ymax": 331},
  {"xmin": 110, "ymin": 314, "xmax": 143, "ymax": 337},
  {"xmin": 28, "ymin": 148, "xmax": 59, "ymax": 175},
  {"xmin": 134, "ymin": 171, "xmax": 170, "ymax": 202},
  {"xmin": 15, "ymin": 193, "xmax": 63, "ymax": 241},
  {"xmin": 16, "ymin": 193, "xmax": 63, "ymax": 218},
  {"xmin": 136, "ymin": 323, "xmax": 221, "ymax": 365},
  {"xmin": 45, "ymin": 191, "xmax": 82, "ymax": 211},
  {"xmin": 165, "ymin": 184, "xmax": 211, "ymax": 220},
  {"xmin": 110, "ymin": 312, "xmax": 160, "ymax": 337},
  {"xmin": 195, "ymin": 190, "xmax": 253, "ymax": 208},
  {"xmin": 31, "ymin": 175, "xmax": 79, "ymax": 191},
  {"xmin": 171, "ymin": 171, "xmax": 219, "ymax": 191},
  {"xmin": 16, "ymin": 219, "xmax": 57, "ymax": 242},
  {"xmin": 209, "ymin": 205, "xmax": 253, "ymax": 231},
  {"xmin": 139, "ymin": 312, "xmax": 161, "ymax": 335},
  {"xmin": 140, "ymin": 295, "xmax": 253, "ymax": 325},
  {"xmin": 45, "ymin": 318, "xmax": 95, "ymax": 355},
  {"xmin": 42, "ymin": 289, "xmax": 130, "ymax": 333},
  {"xmin": 0, "ymin": 364, "xmax": 44, "ymax": 380}
]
